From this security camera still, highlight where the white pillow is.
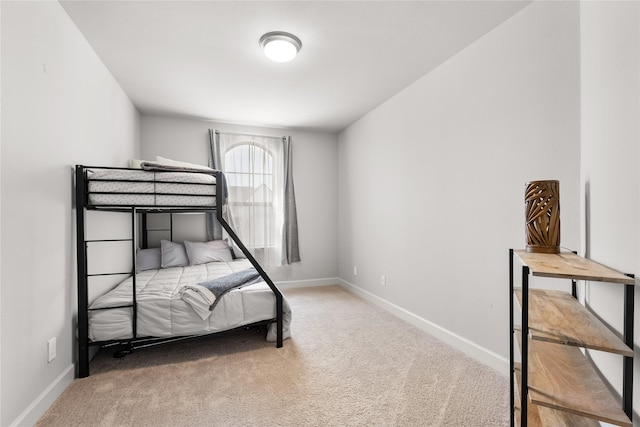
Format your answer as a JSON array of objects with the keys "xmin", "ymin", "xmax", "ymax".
[
  {"xmin": 136, "ymin": 247, "xmax": 162, "ymax": 272},
  {"xmin": 156, "ymin": 156, "xmax": 213, "ymax": 171},
  {"xmin": 184, "ymin": 240, "xmax": 233, "ymax": 265},
  {"xmin": 160, "ymin": 240, "xmax": 189, "ymax": 268}
]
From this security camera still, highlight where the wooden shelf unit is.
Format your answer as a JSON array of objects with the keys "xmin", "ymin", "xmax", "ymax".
[{"xmin": 510, "ymin": 249, "xmax": 635, "ymax": 427}]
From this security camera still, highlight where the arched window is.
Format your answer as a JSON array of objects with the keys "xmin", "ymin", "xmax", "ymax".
[{"xmin": 210, "ymin": 130, "xmax": 299, "ymax": 266}]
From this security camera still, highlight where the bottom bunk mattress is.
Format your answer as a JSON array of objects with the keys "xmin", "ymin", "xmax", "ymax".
[{"xmin": 88, "ymin": 259, "xmax": 291, "ymax": 342}]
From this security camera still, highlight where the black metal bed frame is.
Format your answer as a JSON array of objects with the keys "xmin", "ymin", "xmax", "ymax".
[{"xmin": 75, "ymin": 165, "xmax": 284, "ymax": 378}]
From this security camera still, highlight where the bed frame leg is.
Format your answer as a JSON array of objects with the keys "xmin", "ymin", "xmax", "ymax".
[
  {"xmin": 113, "ymin": 342, "xmax": 134, "ymax": 358},
  {"xmin": 277, "ymin": 298, "xmax": 283, "ymax": 348}
]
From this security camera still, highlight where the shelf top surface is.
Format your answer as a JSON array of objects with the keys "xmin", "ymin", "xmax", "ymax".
[{"xmin": 514, "ymin": 250, "xmax": 634, "ymax": 284}]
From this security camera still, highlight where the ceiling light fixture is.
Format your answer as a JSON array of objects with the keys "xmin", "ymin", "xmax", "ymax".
[{"xmin": 259, "ymin": 31, "xmax": 302, "ymax": 63}]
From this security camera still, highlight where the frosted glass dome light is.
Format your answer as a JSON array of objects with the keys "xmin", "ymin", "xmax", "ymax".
[{"xmin": 260, "ymin": 32, "xmax": 302, "ymax": 63}]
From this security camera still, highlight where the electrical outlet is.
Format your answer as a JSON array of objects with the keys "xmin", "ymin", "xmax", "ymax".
[
  {"xmin": 381, "ymin": 275, "xmax": 386, "ymax": 286},
  {"xmin": 48, "ymin": 337, "xmax": 56, "ymax": 363},
  {"xmin": 353, "ymin": 265, "xmax": 358, "ymax": 276}
]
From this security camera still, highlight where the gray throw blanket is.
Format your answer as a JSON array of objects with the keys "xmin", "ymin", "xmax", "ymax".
[{"xmin": 199, "ymin": 268, "xmax": 263, "ymax": 311}]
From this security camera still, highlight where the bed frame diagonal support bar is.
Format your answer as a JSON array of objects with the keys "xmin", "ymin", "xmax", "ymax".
[
  {"xmin": 75, "ymin": 165, "xmax": 91, "ymax": 378},
  {"xmin": 215, "ymin": 172, "xmax": 284, "ymax": 347}
]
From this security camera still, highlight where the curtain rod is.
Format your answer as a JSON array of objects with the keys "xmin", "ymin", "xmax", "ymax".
[{"xmin": 215, "ymin": 130, "xmax": 288, "ymax": 140}]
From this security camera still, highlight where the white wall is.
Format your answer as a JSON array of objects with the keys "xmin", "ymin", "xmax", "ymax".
[
  {"xmin": 580, "ymin": 1, "xmax": 640, "ymax": 422},
  {"xmin": 338, "ymin": 1, "xmax": 581, "ymax": 370},
  {"xmin": 140, "ymin": 115, "xmax": 339, "ymax": 285},
  {"xmin": 0, "ymin": 2, "xmax": 140, "ymax": 425}
]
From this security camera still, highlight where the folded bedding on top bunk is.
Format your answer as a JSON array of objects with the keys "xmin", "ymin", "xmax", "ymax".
[
  {"xmin": 139, "ymin": 161, "xmax": 213, "ymax": 173},
  {"xmin": 86, "ymin": 168, "xmax": 216, "ymax": 206},
  {"xmin": 88, "ymin": 258, "xmax": 291, "ymax": 342}
]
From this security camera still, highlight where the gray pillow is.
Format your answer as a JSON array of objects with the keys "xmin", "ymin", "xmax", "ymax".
[
  {"xmin": 230, "ymin": 241, "xmax": 246, "ymax": 259},
  {"xmin": 184, "ymin": 240, "xmax": 233, "ymax": 265},
  {"xmin": 160, "ymin": 240, "xmax": 189, "ymax": 268},
  {"xmin": 136, "ymin": 247, "xmax": 161, "ymax": 272}
]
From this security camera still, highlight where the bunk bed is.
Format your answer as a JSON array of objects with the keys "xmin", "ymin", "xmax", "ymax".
[{"xmin": 75, "ymin": 164, "xmax": 289, "ymax": 378}]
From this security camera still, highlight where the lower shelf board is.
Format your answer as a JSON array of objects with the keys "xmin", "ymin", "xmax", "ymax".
[
  {"xmin": 515, "ymin": 402, "xmax": 601, "ymax": 427},
  {"xmin": 515, "ymin": 364, "xmax": 602, "ymax": 427},
  {"xmin": 515, "ymin": 401, "xmax": 542, "ymax": 427},
  {"xmin": 519, "ymin": 336, "xmax": 632, "ymax": 427}
]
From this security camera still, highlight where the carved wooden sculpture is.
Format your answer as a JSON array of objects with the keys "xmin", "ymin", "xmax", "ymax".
[{"xmin": 525, "ymin": 180, "xmax": 560, "ymax": 253}]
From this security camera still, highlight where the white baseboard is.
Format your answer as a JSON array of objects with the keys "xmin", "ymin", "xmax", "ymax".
[
  {"xmin": 338, "ymin": 279, "xmax": 509, "ymax": 376},
  {"xmin": 276, "ymin": 277, "xmax": 339, "ymax": 289},
  {"xmin": 10, "ymin": 364, "xmax": 75, "ymax": 427}
]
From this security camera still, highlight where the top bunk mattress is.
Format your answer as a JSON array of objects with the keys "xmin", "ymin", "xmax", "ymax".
[{"xmin": 86, "ymin": 168, "xmax": 217, "ymax": 207}]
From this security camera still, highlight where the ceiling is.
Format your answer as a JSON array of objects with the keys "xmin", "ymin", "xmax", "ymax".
[{"xmin": 61, "ymin": 1, "xmax": 531, "ymax": 133}]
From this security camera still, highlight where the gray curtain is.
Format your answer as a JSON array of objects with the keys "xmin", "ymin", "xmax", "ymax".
[{"xmin": 282, "ymin": 136, "xmax": 301, "ymax": 264}]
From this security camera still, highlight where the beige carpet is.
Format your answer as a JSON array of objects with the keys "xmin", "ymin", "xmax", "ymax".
[{"xmin": 37, "ymin": 285, "xmax": 509, "ymax": 426}]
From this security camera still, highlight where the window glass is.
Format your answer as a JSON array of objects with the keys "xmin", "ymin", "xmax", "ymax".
[{"xmin": 224, "ymin": 143, "xmax": 275, "ymax": 247}]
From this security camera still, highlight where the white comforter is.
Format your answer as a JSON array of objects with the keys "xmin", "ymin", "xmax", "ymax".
[{"xmin": 88, "ymin": 259, "xmax": 291, "ymax": 342}]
